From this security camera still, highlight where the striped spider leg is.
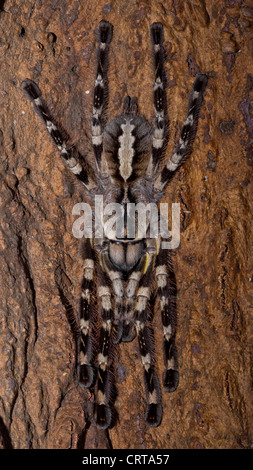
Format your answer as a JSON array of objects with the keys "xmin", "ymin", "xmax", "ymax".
[
  {"xmin": 154, "ymin": 73, "xmax": 208, "ymax": 192},
  {"xmin": 150, "ymin": 22, "xmax": 168, "ymax": 172},
  {"xmin": 94, "ymin": 263, "xmax": 115, "ymax": 429},
  {"xmin": 155, "ymin": 242, "xmax": 178, "ymax": 392},
  {"xmin": 20, "ymin": 81, "xmax": 97, "ymax": 192},
  {"xmin": 92, "ymin": 21, "xmax": 113, "ymax": 169},
  {"xmin": 78, "ymin": 238, "xmax": 95, "ymax": 388},
  {"xmin": 132, "ymin": 252, "xmax": 162, "ymax": 427},
  {"xmin": 150, "ymin": 22, "xmax": 208, "ymax": 192}
]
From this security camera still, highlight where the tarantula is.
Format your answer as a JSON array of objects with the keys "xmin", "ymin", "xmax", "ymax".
[{"xmin": 21, "ymin": 21, "xmax": 207, "ymax": 429}]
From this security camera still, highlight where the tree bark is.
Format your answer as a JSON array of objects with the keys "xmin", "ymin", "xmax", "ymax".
[{"xmin": 0, "ymin": 0, "xmax": 252, "ymax": 449}]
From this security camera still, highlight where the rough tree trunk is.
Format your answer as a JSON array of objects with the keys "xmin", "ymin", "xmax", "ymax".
[{"xmin": 0, "ymin": 0, "xmax": 252, "ymax": 449}]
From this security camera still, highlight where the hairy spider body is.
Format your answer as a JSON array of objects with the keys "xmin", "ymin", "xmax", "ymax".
[{"xmin": 21, "ymin": 21, "xmax": 208, "ymax": 429}]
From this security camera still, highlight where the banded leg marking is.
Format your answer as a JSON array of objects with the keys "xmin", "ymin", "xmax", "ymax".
[
  {"xmin": 101, "ymin": 251, "xmax": 125, "ymax": 342},
  {"xmin": 150, "ymin": 22, "xmax": 168, "ymax": 171},
  {"xmin": 134, "ymin": 261, "xmax": 162, "ymax": 427},
  {"xmin": 92, "ymin": 21, "xmax": 113, "ymax": 168},
  {"xmin": 21, "ymin": 80, "xmax": 96, "ymax": 190},
  {"xmin": 155, "ymin": 252, "xmax": 179, "ymax": 392},
  {"xmin": 95, "ymin": 281, "xmax": 114, "ymax": 429},
  {"xmin": 156, "ymin": 73, "xmax": 208, "ymax": 191},
  {"xmin": 123, "ymin": 252, "xmax": 150, "ymax": 342},
  {"xmin": 79, "ymin": 239, "xmax": 95, "ymax": 388}
]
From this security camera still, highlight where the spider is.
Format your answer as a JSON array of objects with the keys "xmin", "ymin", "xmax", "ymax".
[{"xmin": 21, "ymin": 21, "xmax": 208, "ymax": 429}]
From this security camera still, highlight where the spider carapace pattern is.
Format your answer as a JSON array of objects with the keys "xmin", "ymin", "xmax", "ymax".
[{"xmin": 21, "ymin": 21, "xmax": 207, "ymax": 429}]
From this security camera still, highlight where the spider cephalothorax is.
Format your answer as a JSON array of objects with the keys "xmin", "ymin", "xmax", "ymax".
[{"xmin": 21, "ymin": 21, "xmax": 208, "ymax": 429}]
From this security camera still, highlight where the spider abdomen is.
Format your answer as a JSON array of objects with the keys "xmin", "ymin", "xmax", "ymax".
[{"xmin": 103, "ymin": 114, "xmax": 151, "ymax": 183}]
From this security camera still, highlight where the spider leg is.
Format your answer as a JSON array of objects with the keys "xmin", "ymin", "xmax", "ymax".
[
  {"xmin": 123, "ymin": 253, "xmax": 148, "ymax": 342},
  {"xmin": 150, "ymin": 22, "xmax": 168, "ymax": 173},
  {"xmin": 94, "ymin": 270, "xmax": 115, "ymax": 429},
  {"xmin": 78, "ymin": 239, "xmax": 95, "ymax": 388},
  {"xmin": 102, "ymin": 248, "xmax": 146, "ymax": 344},
  {"xmin": 21, "ymin": 80, "xmax": 96, "ymax": 190},
  {"xmin": 92, "ymin": 21, "xmax": 113, "ymax": 169},
  {"xmin": 155, "ymin": 73, "xmax": 208, "ymax": 192},
  {"xmin": 101, "ymin": 251, "xmax": 125, "ymax": 342},
  {"xmin": 155, "ymin": 245, "xmax": 179, "ymax": 391},
  {"xmin": 134, "ymin": 258, "xmax": 162, "ymax": 427}
]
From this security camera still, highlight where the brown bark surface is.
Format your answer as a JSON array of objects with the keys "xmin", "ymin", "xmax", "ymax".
[{"xmin": 0, "ymin": 0, "xmax": 252, "ymax": 449}]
